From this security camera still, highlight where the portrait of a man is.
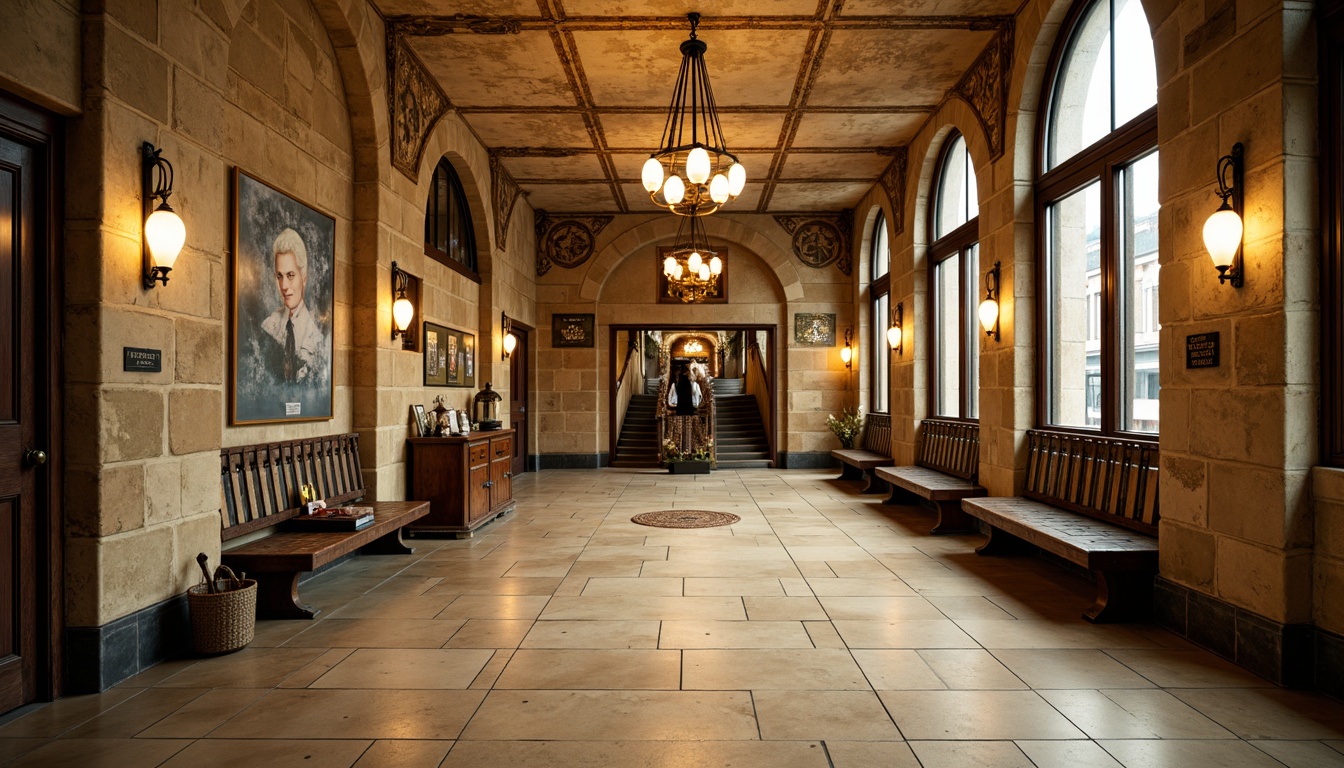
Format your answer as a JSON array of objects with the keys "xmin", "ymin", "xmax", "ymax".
[{"xmin": 232, "ymin": 170, "xmax": 335, "ymax": 424}]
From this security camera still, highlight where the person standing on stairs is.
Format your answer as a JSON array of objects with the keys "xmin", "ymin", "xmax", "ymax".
[{"xmin": 666, "ymin": 363, "xmax": 707, "ymax": 457}]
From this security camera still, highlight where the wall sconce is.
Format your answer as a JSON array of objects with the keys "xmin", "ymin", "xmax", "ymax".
[
  {"xmin": 142, "ymin": 142, "xmax": 185, "ymax": 289},
  {"xmin": 978, "ymin": 260, "xmax": 1001, "ymax": 340},
  {"xmin": 390, "ymin": 261, "xmax": 415, "ymax": 346},
  {"xmin": 1203, "ymin": 142, "xmax": 1244, "ymax": 288},
  {"xmin": 887, "ymin": 302, "xmax": 904, "ymax": 354},
  {"xmin": 502, "ymin": 312, "xmax": 517, "ymax": 360},
  {"xmin": 840, "ymin": 327, "xmax": 854, "ymax": 370}
]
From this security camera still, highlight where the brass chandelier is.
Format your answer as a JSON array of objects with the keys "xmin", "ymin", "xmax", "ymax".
[
  {"xmin": 663, "ymin": 213, "xmax": 722, "ymax": 303},
  {"xmin": 641, "ymin": 13, "xmax": 746, "ymax": 217}
]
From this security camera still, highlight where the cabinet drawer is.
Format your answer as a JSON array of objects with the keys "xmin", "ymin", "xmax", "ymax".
[
  {"xmin": 491, "ymin": 436, "xmax": 513, "ymax": 460},
  {"xmin": 468, "ymin": 441, "xmax": 490, "ymax": 466}
]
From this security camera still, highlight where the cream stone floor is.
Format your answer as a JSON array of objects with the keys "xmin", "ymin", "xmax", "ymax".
[{"xmin": 4, "ymin": 469, "xmax": 1344, "ymax": 767}]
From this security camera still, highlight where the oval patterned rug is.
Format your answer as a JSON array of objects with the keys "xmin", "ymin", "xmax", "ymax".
[{"xmin": 630, "ymin": 510, "xmax": 741, "ymax": 529}]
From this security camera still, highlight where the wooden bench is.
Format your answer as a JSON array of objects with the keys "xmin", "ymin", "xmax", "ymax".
[
  {"xmin": 876, "ymin": 419, "xmax": 985, "ymax": 534},
  {"xmin": 961, "ymin": 430, "xmax": 1159, "ymax": 623},
  {"xmin": 831, "ymin": 413, "xmax": 893, "ymax": 493},
  {"xmin": 219, "ymin": 434, "xmax": 429, "ymax": 620}
]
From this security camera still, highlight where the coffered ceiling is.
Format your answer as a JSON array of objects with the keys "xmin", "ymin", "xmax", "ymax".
[{"xmin": 376, "ymin": 0, "xmax": 1018, "ymax": 214}]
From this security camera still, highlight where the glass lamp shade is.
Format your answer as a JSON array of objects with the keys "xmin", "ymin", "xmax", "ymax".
[
  {"xmin": 664, "ymin": 255, "xmax": 679, "ymax": 276},
  {"xmin": 887, "ymin": 324, "xmax": 903, "ymax": 350},
  {"xmin": 978, "ymin": 298, "xmax": 1000, "ymax": 336},
  {"xmin": 687, "ymin": 251, "xmax": 702, "ymax": 272},
  {"xmin": 698, "ymin": 264, "xmax": 710, "ymax": 281},
  {"xmin": 686, "ymin": 147, "xmax": 711, "ymax": 185},
  {"xmin": 503, "ymin": 332, "xmax": 517, "ymax": 357},
  {"xmin": 709, "ymin": 256, "xmax": 722, "ymax": 275},
  {"xmin": 709, "ymin": 174, "xmax": 729, "ymax": 203},
  {"xmin": 474, "ymin": 383, "xmax": 503, "ymax": 428},
  {"xmin": 673, "ymin": 262, "xmax": 684, "ymax": 279},
  {"xmin": 1204, "ymin": 206, "xmax": 1243, "ymax": 269},
  {"xmin": 728, "ymin": 163, "xmax": 746, "ymax": 196},
  {"xmin": 392, "ymin": 296, "xmax": 414, "ymax": 332},
  {"xmin": 145, "ymin": 205, "xmax": 186, "ymax": 269},
  {"xmin": 663, "ymin": 175, "xmax": 685, "ymax": 205},
  {"xmin": 840, "ymin": 345, "xmax": 853, "ymax": 366},
  {"xmin": 642, "ymin": 157, "xmax": 665, "ymax": 193}
]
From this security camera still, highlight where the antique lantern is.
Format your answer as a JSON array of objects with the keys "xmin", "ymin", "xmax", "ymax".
[{"xmin": 474, "ymin": 383, "xmax": 503, "ymax": 430}]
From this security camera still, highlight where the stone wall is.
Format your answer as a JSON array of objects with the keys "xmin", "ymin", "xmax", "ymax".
[{"xmin": 0, "ymin": 0, "xmax": 80, "ymax": 115}]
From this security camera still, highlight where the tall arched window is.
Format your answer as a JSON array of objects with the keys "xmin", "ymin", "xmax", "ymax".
[
  {"xmin": 424, "ymin": 158, "xmax": 478, "ymax": 276},
  {"xmin": 870, "ymin": 212, "xmax": 891, "ymax": 413},
  {"xmin": 929, "ymin": 132, "xmax": 980, "ymax": 419},
  {"xmin": 1037, "ymin": 0, "xmax": 1158, "ymax": 436}
]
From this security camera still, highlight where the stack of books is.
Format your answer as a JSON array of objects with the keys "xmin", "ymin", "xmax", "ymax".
[{"xmin": 289, "ymin": 506, "xmax": 376, "ymax": 531}]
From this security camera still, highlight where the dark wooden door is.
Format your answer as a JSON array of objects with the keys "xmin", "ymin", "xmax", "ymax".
[
  {"xmin": 0, "ymin": 111, "xmax": 50, "ymax": 712},
  {"xmin": 509, "ymin": 327, "xmax": 529, "ymax": 475}
]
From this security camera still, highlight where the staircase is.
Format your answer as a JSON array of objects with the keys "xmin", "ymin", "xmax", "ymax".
[
  {"xmin": 714, "ymin": 394, "xmax": 772, "ymax": 469},
  {"xmin": 711, "ymin": 377, "xmax": 744, "ymax": 395},
  {"xmin": 644, "ymin": 377, "xmax": 661, "ymax": 395},
  {"xmin": 611, "ymin": 394, "xmax": 660, "ymax": 467}
]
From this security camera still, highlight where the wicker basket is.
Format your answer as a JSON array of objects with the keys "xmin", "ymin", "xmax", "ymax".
[{"xmin": 187, "ymin": 564, "xmax": 257, "ymax": 655}]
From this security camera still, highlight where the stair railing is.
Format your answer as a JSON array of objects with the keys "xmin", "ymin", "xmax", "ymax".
[
  {"xmin": 612, "ymin": 336, "xmax": 642, "ymax": 464},
  {"xmin": 744, "ymin": 341, "xmax": 774, "ymax": 459}
]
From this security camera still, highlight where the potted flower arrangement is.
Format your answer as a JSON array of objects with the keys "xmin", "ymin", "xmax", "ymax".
[
  {"xmin": 663, "ymin": 438, "xmax": 714, "ymax": 474},
  {"xmin": 826, "ymin": 407, "xmax": 864, "ymax": 449}
]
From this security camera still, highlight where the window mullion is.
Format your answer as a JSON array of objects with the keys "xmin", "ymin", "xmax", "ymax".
[{"xmin": 1100, "ymin": 161, "xmax": 1119, "ymax": 436}]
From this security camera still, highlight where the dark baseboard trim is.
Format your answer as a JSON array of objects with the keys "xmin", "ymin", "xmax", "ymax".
[
  {"xmin": 1154, "ymin": 577, "xmax": 1316, "ymax": 689},
  {"xmin": 779, "ymin": 451, "xmax": 839, "ymax": 469},
  {"xmin": 537, "ymin": 453, "xmax": 609, "ymax": 469},
  {"xmin": 64, "ymin": 551, "xmax": 361, "ymax": 694}
]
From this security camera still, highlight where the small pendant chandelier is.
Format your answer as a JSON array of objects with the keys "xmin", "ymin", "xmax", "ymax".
[
  {"xmin": 641, "ymin": 13, "xmax": 746, "ymax": 217},
  {"xmin": 663, "ymin": 213, "xmax": 722, "ymax": 303}
]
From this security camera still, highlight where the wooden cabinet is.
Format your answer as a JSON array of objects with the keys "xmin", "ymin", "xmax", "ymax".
[{"xmin": 406, "ymin": 430, "xmax": 516, "ymax": 536}]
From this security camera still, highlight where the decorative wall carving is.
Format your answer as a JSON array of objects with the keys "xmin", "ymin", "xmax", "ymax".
[
  {"xmin": 387, "ymin": 34, "xmax": 450, "ymax": 182},
  {"xmin": 535, "ymin": 210, "xmax": 613, "ymax": 276},
  {"xmin": 773, "ymin": 211, "xmax": 853, "ymax": 276},
  {"xmin": 388, "ymin": 14, "xmax": 523, "ymax": 37},
  {"xmin": 490, "ymin": 156, "xmax": 523, "ymax": 250},
  {"xmin": 955, "ymin": 23, "xmax": 1014, "ymax": 160},
  {"xmin": 878, "ymin": 149, "xmax": 908, "ymax": 236}
]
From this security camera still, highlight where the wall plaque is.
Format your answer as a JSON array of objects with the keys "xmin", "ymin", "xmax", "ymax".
[
  {"xmin": 553, "ymin": 314, "xmax": 595, "ymax": 348},
  {"xmin": 1186, "ymin": 332, "xmax": 1220, "ymax": 369},
  {"xmin": 123, "ymin": 347, "xmax": 162, "ymax": 373}
]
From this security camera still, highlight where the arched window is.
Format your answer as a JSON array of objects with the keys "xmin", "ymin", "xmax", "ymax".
[
  {"xmin": 929, "ymin": 132, "xmax": 980, "ymax": 419},
  {"xmin": 870, "ymin": 212, "xmax": 891, "ymax": 413},
  {"xmin": 424, "ymin": 158, "xmax": 478, "ymax": 275},
  {"xmin": 1037, "ymin": 0, "xmax": 1158, "ymax": 436}
]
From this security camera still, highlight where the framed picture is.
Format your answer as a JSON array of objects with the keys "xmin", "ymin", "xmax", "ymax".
[
  {"xmin": 553, "ymin": 313, "xmax": 595, "ymax": 348},
  {"xmin": 230, "ymin": 169, "xmax": 336, "ymax": 424},
  {"xmin": 657, "ymin": 246, "xmax": 728, "ymax": 304},
  {"xmin": 411, "ymin": 404, "xmax": 430, "ymax": 437},
  {"xmin": 794, "ymin": 313, "xmax": 837, "ymax": 346},
  {"xmin": 424, "ymin": 321, "xmax": 476, "ymax": 388}
]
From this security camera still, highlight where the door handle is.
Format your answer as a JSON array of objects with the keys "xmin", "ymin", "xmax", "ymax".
[
  {"xmin": 504, "ymin": 471, "xmax": 512, "ymax": 478},
  {"xmin": 25, "ymin": 449, "xmax": 48, "ymax": 467}
]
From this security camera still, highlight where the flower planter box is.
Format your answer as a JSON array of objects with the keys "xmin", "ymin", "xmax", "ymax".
[{"xmin": 668, "ymin": 460, "xmax": 712, "ymax": 475}]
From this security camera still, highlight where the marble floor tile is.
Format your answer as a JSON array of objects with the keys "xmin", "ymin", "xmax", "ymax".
[
  {"xmin": 211, "ymin": 689, "xmax": 486, "ymax": 740},
  {"xmin": 743, "ymin": 596, "xmax": 829, "ymax": 620},
  {"xmin": 159, "ymin": 739, "xmax": 372, "ymax": 768},
  {"xmin": 444, "ymin": 619, "xmax": 535, "ymax": 648},
  {"xmin": 1172, "ymin": 688, "xmax": 1344, "ymax": 740},
  {"xmin": 991, "ymin": 649, "xmax": 1158, "ymax": 689},
  {"xmin": 806, "ymin": 578, "xmax": 918, "ymax": 597},
  {"xmin": 907, "ymin": 740, "xmax": 1035, "ymax": 768},
  {"xmin": 683, "ymin": 577, "xmax": 787, "ymax": 596},
  {"xmin": 832, "ymin": 619, "xmax": 980, "ymax": 649},
  {"xmin": 1104, "ymin": 647, "xmax": 1275, "ymax": 688},
  {"xmin": 824, "ymin": 741, "xmax": 922, "ymax": 768},
  {"xmin": 1039, "ymin": 688, "xmax": 1236, "ymax": 739},
  {"xmin": 539, "ymin": 595, "xmax": 747, "ymax": 621},
  {"xmin": 459, "ymin": 690, "xmax": 759, "ymax": 741},
  {"xmin": 1013, "ymin": 740, "xmax": 1123, "ymax": 768},
  {"xmin": 6, "ymin": 737, "xmax": 192, "ymax": 768},
  {"xmin": 352, "ymin": 740, "xmax": 455, "ymax": 767},
  {"xmin": 580, "ymin": 577, "xmax": 684, "ymax": 596},
  {"xmin": 436, "ymin": 595, "xmax": 552, "ymax": 620},
  {"xmin": 493, "ymin": 649, "xmax": 681, "ymax": 689},
  {"xmin": 852, "ymin": 649, "xmax": 947, "ymax": 690},
  {"xmin": 135, "ymin": 687, "xmax": 269, "ymax": 738},
  {"xmin": 154, "ymin": 648, "xmax": 326, "ymax": 689},
  {"xmin": 518, "ymin": 619, "xmax": 661, "ymax": 648},
  {"xmin": 817, "ymin": 596, "xmax": 946, "ymax": 620},
  {"xmin": 1097, "ymin": 739, "xmax": 1289, "ymax": 767},
  {"xmin": 438, "ymin": 740, "xmax": 829, "ymax": 767},
  {"xmin": 1248, "ymin": 740, "xmax": 1344, "ymax": 768},
  {"xmin": 282, "ymin": 618, "xmax": 466, "ymax": 648},
  {"xmin": 309, "ymin": 648, "xmax": 494, "ymax": 689},
  {"xmin": 879, "ymin": 690, "xmax": 1086, "ymax": 740},
  {"xmin": 753, "ymin": 689, "xmax": 901, "ymax": 740},
  {"xmin": 659, "ymin": 620, "xmax": 814, "ymax": 648},
  {"xmin": 683, "ymin": 649, "xmax": 870, "ymax": 690}
]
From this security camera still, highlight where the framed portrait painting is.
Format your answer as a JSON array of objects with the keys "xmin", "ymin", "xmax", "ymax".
[
  {"xmin": 424, "ymin": 322, "xmax": 476, "ymax": 388},
  {"xmin": 230, "ymin": 169, "xmax": 336, "ymax": 424}
]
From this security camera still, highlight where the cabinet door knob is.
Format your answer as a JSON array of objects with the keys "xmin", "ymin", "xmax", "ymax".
[{"xmin": 504, "ymin": 471, "xmax": 512, "ymax": 478}]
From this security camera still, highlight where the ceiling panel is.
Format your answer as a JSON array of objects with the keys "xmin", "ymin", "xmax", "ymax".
[
  {"xmin": 411, "ymin": 32, "xmax": 575, "ymax": 108},
  {"xmin": 620, "ymin": 182, "xmax": 765, "ymax": 213},
  {"xmin": 375, "ymin": 0, "xmax": 537, "ymax": 14},
  {"xmin": 809, "ymin": 29, "xmax": 992, "ymax": 107},
  {"xmin": 768, "ymin": 182, "xmax": 874, "ymax": 211},
  {"xmin": 779, "ymin": 152, "xmax": 894, "ymax": 180},
  {"xmin": 574, "ymin": 28, "xmax": 809, "ymax": 108},
  {"xmin": 600, "ymin": 112, "xmax": 787, "ymax": 151},
  {"xmin": 522, "ymin": 183, "xmax": 620, "ymax": 212},
  {"xmin": 503, "ymin": 154, "xmax": 608, "ymax": 181},
  {"xmin": 561, "ymin": 0, "xmax": 820, "ymax": 16},
  {"xmin": 791, "ymin": 112, "xmax": 926, "ymax": 148},
  {"xmin": 464, "ymin": 113, "xmax": 595, "ymax": 148},
  {"xmin": 839, "ymin": 0, "xmax": 1020, "ymax": 15}
]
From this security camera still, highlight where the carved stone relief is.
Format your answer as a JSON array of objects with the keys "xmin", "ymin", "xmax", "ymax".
[
  {"xmin": 774, "ymin": 211, "xmax": 853, "ymax": 276},
  {"xmin": 387, "ymin": 33, "xmax": 450, "ymax": 182},
  {"xmin": 490, "ymin": 156, "xmax": 523, "ymax": 250},
  {"xmin": 878, "ymin": 149, "xmax": 908, "ymax": 237},
  {"xmin": 955, "ymin": 23, "xmax": 1014, "ymax": 160},
  {"xmin": 535, "ymin": 210, "xmax": 614, "ymax": 276}
]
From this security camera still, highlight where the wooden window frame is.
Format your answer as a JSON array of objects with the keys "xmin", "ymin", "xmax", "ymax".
[
  {"xmin": 424, "ymin": 158, "xmax": 481, "ymax": 282},
  {"xmin": 869, "ymin": 211, "xmax": 891, "ymax": 414},
  {"xmin": 1322, "ymin": 0, "xmax": 1344, "ymax": 467},
  {"xmin": 927, "ymin": 131, "xmax": 980, "ymax": 421},
  {"xmin": 1034, "ymin": 0, "xmax": 1159, "ymax": 443}
]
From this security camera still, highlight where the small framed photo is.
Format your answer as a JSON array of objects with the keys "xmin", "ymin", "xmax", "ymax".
[
  {"xmin": 424, "ymin": 322, "xmax": 476, "ymax": 387},
  {"xmin": 794, "ymin": 313, "xmax": 837, "ymax": 346},
  {"xmin": 411, "ymin": 404, "xmax": 430, "ymax": 436},
  {"xmin": 553, "ymin": 313, "xmax": 595, "ymax": 348}
]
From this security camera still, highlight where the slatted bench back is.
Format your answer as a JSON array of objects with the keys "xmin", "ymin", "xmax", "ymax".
[
  {"xmin": 220, "ymin": 433, "xmax": 366, "ymax": 541},
  {"xmin": 1024, "ymin": 430, "xmax": 1160, "ymax": 537},
  {"xmin": 862, "ymin": 413, "xmax": 892, "ymax": 455},
  {"xmin": 916, "ymin": 419, "xmax": 980, "ymax": 481}
]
